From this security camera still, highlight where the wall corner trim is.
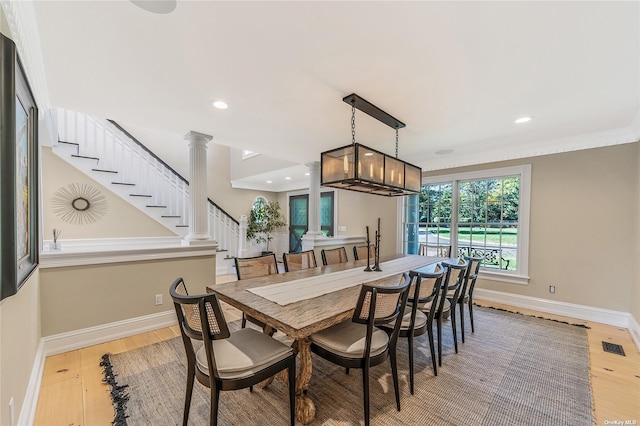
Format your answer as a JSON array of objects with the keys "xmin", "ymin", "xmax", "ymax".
[
  {"xmin": 17, "ymin": 339, "xmax": 46, "ymax": 426},
  {"xmin": 628, "ymin": 313, "xmax": 640, "ymax": 352}
]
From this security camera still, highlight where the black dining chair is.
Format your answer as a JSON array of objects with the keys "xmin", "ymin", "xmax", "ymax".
[
  {"xmin": 320, "ymin": 247, "xmax": 348, "ymax": 265},
  {"xmin": 282, "ymin": 249, "xmax": 317, "ymax": 272},
  {"xmin": 309, "ymin": 274, "xmax": 410, "ymax": 426},
  {"xmin": 353, "ymin": 245, "xmax": 375, "ymax": 261},
  {"xmin": 234, "ymin": 253, "xmax": 278, "ymax": 328},
  {"xmin": 381, "ymin": 266, "xmax": 445, "ymax": 393},
  {"xmin": 449, "ymin": 256, "xmax": 483, "ymax": 341},
  {"xmin": 169, "ymin": 278, "xmax": 296, "ymax": 426}
]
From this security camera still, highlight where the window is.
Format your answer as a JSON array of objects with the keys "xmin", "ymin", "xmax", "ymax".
[
  {"xmin": 242, "ymin": 149, "xmax": 259, "ymax": 160},
  {"xmin": 403, "ymin": 165, "xmax": 530, "ymax": 284}
]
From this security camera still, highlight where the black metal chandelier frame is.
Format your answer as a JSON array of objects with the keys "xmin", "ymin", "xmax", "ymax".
[{"xmin": 320, "ymin": 93, "xmax": 422, "ymax": 197}]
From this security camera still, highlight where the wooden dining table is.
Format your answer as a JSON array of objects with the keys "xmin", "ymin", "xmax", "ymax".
[{"xmin": 206, "ymin": 254, "xmax": 441, "ymax": 424}]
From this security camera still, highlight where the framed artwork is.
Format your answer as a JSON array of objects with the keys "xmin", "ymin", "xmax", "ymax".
[{"xmin": 1, "ymin": 33, "xmax": 39, "ymax": 300}]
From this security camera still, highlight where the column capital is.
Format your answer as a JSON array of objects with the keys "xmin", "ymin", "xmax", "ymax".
[{"xmin": 184, "ymin": 131, "xmax": 213, "ymax": 144}]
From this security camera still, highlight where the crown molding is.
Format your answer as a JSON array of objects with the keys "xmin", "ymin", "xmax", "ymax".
[{"xmin": 422, "ymin": 114, "xmax": 640, "ymax": 172}]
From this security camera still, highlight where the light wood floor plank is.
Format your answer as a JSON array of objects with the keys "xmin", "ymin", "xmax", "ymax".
[{"xmin": 34, "ymin": 377, "xmax": 84, "ymax": 426}]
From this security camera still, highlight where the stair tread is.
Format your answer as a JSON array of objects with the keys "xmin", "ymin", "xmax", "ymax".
[
  {"xmin": 161, "ymin": 215, "xmax": 181, "ymax": 218},
  {"xmin": 92, "ymin": 168, "xmax": 118, "ymax": 173},
  {"xmin": 112, "ymin": 182, "xmax": 136, "ymax": 186},
  {"xmin": 130, "ymin": 194, "xmax": 152, "ymax": 197},
  {"xmin": 58, "ymin": 140, "xmax": 79, "ymax": 146},
  {"xmin": 146, "ymin": 205, "xmax": 167, "ymax": 208},
  {"xmin": 71, "ymin": 154, "xmax": 100, "ymax": 160}
]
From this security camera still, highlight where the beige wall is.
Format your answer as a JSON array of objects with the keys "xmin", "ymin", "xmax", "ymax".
[
  {"xmin": 0, "ymin": 271, "xmax": 41, "ymax": 426},
  {"xmin": 426, "ymin": 142, "xmax": 639, "ymax": 313},
  {"xmin": 41, "ymin": 147, "xmax": 176, "ymax": 239},
  {"xmin": 633, "ymin": 142, "xmax": 640, "ymax": 323},
  {"xmin": 209, "ymin": 144, "xmax": 280, "ymax": 220},
  {"xmin": 336, "ymin": 190, "xmax": 399, "ymax": 257},
  {"xmin": 0, "ymin": 14, "xmax": 41, "ymax": 424},
  {"xmin": 39, "ymin": 256, "xmax": 215, "ymax": 336}
]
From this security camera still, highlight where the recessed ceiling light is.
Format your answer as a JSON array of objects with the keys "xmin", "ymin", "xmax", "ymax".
[
  {"xmin": 284, "ymin": 177, "xmax": 292, "ymax": 180},
  {"xmin": 212, "ymin": 101, "xmax": 228, "ymax": 109},
  {"xmin": 305, "ymin": 172, "xmax": 310, "ymax": 176},
  {"xmin": 364, "ymin": 152, "xmax": 374, "ymax": 156},
  {"xmin": 514, "ymin": 116, "xmax": 532, "ymax": 124},
  {"xmin": 435, "ymin": 149, "xmax": 453, "ymax": 155},
  {"xmin": 266, "ymin": 180, "xmax": 272, "ymax": 184}
]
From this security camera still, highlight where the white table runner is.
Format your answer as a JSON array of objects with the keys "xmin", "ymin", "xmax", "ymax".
[{"xmin": 248, "ymin": 257, "xmax": 428, "ymax": 306}]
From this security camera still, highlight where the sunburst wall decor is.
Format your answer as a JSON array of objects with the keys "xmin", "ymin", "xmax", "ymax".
[{"xmin": 52, "ymin": 183, "xmax": 108, "ymax": 225}]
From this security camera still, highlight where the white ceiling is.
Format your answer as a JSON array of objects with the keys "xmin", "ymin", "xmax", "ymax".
[{"xmin": 31, "ymin": 1, "xmax": 639, "ymax": 191}]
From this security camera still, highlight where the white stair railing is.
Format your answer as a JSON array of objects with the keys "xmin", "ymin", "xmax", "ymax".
[{"xmin": 53, "ymin": 108, "xmax": 239, "ymax": 256}]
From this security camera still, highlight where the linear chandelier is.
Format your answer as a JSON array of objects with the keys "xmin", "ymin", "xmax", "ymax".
[{"xmin": 320, "ymin": 93, "xmax": 422, "ymax": 196}]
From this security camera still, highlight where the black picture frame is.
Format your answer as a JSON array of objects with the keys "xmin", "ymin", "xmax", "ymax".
[{"xmin": 0, "ymin": 32, "xmax": 39, "ymax": 300}]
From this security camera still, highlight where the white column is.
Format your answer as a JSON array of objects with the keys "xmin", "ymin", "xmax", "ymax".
[
  {"xmin": 183, "ymin": 131, "xmax": 213, "ymax": 245},
  {"xmin": 306, "ymin": 161, "xmax": 322, "ymax": 235},
  {"xmin": 238, "ymin": 214, "xmax": 251, "ymax": 257}
]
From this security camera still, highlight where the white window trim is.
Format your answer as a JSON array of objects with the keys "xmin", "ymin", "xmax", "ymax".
[{"xmin": 404, "ymin": 164, "xmax": 531, "ymax": 285}]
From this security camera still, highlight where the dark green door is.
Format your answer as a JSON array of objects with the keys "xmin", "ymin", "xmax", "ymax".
[{"xmin": 289, "ymin": 195, "xmax": 308, "ymax": 253}]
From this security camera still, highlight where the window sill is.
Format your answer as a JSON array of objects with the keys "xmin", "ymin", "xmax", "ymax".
[{"xmin": 478, "ymin": 269, "xmax": 529, "ymax": 285}]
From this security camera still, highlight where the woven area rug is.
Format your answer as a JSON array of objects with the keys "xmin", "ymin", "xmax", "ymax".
[{"xmin": 101, "ymin": 306, "xmax": 594, "ymax": 425}]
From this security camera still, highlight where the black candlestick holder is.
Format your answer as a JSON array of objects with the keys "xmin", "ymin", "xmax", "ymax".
[
  {"xmin": 364, "ymin": 242, "xmax": 372, "ymax": 272},
  {"xmin": 372, "ymin": 235, "xmax": 382, "ymax": 271}
]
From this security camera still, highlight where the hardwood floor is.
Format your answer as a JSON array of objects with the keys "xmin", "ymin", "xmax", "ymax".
[{"xmin": 34, "ymin": 296, "xmax": 639, "ymax": 425}]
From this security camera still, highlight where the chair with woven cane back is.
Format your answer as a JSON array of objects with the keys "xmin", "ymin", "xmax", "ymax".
[
  {"xmin": 320, "ymin": 246, "xmax": 348, "ymax": 266},
  {"xmin": 418, "ymin": 243, "xmax": 452, "ymax": 258},
  {"xmin": 309, "ymin": 274, "xmax": 410, "ymax": 426},
  {"xmin": 449, "ymin": 256, "xmax": 483, "ymax": 342},
  {"xmin": 413, "ymin": 258, "xmax": 468, "ymax": 367},
  {"xmin": 353, "ymin": 245, "xmax": 375, "ymax": 261},
  {"xmin": 234, "ymin": 253, "xmax": 279, "ymax": 329},
  {"xmin": 169, "ymin": 278, "xmax": 296, "ymax": 426},
  {"xmin": 380, "ymin": 265, "xmax": 445, "ymax": 393},
  {"xmin": 282, "ymin": 250, "xmax": 317, "ymax": 272}
]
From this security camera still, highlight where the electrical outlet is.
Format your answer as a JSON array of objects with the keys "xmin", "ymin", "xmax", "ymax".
[
  {"xmin": 155, "ymin": 294, "xmax": 163, "ymax": 305},
  {"xmin": 549, "ymin": 285, "xmax": 556, "ymax": 294}
]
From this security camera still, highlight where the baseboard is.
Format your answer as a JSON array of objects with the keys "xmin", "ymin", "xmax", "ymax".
[
  {"xmin": 18, "ymin": 339, "xmax": 45, "ymax": 426},
  {"xmin": 628, "ymin": 314, "xmax": 640, "ymax": 352},
  {"xmin": 41, "ymin": 310, "xmax": 177, "ymax": 357},
  {"xmin": 474, "ymin": 288, "xmax": 631, "ymax": 328}
]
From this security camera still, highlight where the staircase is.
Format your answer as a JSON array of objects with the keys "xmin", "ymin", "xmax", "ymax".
[{"xmin": 51, "ymin": 108, "xmax": 239, "ymax": 257}]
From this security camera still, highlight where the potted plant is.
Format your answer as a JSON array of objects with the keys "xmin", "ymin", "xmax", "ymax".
[{"xmin": 246, "ymin": 198, "xmax": 287, "ymax": 254}]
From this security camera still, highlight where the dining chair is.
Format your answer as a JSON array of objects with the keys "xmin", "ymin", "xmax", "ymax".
[
  {"xmin": 309, "ymin": 274, "xmax": 410, "ymax": 426},
  {"xmin": 320, "ymin": 246, "xmax": 348, "ymax": 266},
  {"xmin": 282, "ymin": 249, "xmax": 317, "ymax": 272},
  {"xmin": 353, "ymin": 245, "xmax": 375, "ymax": 261},
  {"xmin": 450, "ymin": 256, "xmax": 483, "ymax": 341},
  {"xmin": 169, "ymin": 278, "xmax": 296, "ymax": 426},
  {"xmin": 416, "ymin": 259, "xmax": 468, "ymax": 366},
  {"xmin": 380, "ymin": 266, "xmax": 444, "ymax": 393},
  {"xmin": 234, "ymin": 253, "xmax": 279, "ymax": 328},
  {"xmin": 418, "ymin": 243, "xmax": 452, "ymax": 257}
]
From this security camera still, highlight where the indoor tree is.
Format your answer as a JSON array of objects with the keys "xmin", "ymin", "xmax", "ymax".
[{"xmin": 246, "ymin": 198, "xmax": 287, "ymax": 254}]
